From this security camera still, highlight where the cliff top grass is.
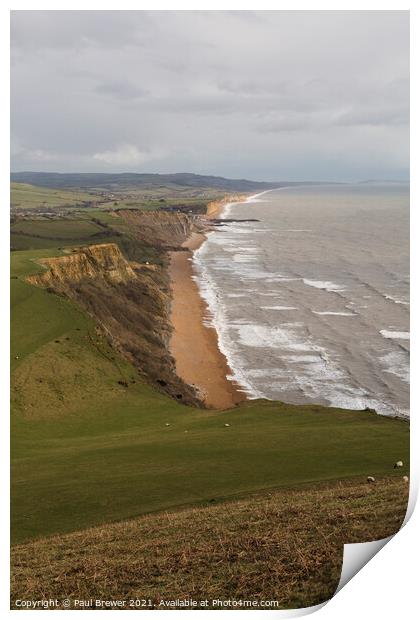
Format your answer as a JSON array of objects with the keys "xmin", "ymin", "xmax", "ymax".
[
  {"xmin": 11, "ymin": 218, "xmax": 106, "ymax": 239},
  {"xmin": 11, "ymin": 386, "xmax": 409, "ymax": 543},
  {"xmin": 11, "ymin": 477, "xmax": 408, "ymax": 609},
  {"xmin": 11, "ymin": 215, "xmax": 123, "ymax": 251},
  {"xmin": 10, "ymin": 182, "xmax": 103, "ymax": 210}
]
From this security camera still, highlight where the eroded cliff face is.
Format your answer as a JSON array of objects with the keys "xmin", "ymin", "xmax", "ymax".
[
  {"xmin": 27, "ymin": 243, "xmax": 136, "ymax": 287},
  {"xmin": 26, "ymin": 243, "xmax": 202, "ymax": 407},
  {"xmin": 117, "ymin": 210, "xmax": 197, "ymax": 248},
  {"xmin": 206, "ymin": 194, "xmax": 248, "ymax": 218}
]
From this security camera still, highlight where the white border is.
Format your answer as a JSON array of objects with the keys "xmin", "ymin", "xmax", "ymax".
[{"xmin": 2, "ymin": 4, "xmax": 417, "ymax": 618}]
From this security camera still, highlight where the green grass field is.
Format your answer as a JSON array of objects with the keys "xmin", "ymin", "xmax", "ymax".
[
  {"xmin": 11, "ymin": 247, "xmax": 409, "ymax": 544},
  {"xmin": 11, "ymin": 181, "xmax": 220, "ymax": 214},
  {"xmin": 11, "ymin": 247, "xmax": 96, "ymax": 375},
  {"xmin": 11, "ymin": 218, "xmax": 105, "ymax": 238},
  {"xmin": 11, "ymin": 182, "xmax": 104, "ymax": 210},
  {"xmin": 12, "ymin": 391, "xmax": 409, "ymax": 543},
  {"xmin": 10, "ymin": 211, "xmax": 165, "ymax": 268},
  {"xmin": 10, "ymin": 217, "xmax": 121, "ymax": 251}
]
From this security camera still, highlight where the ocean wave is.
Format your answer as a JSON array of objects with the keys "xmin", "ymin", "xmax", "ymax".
[
  {"xmin": 261, "ymin": 306, "xmax": 297, "ymax": 310},
  {"xmin": 303, "ymin": 279, "xmax": 346, "ymax": 292},
  {"xmin": 380, "ymin": 330, "xmax": 410, "ymax": 340},
  {"xmin": 313, "ymin": 311, "xmax": 357, "ymax": 316},
  {"xmin": 192, "ymin": 249, "xmax": 264, "ymax": 399},
  {"xmin": 384, "ymin": 294, "xmax": 410, "ymax": 305},
  {"xmin": 380, "ymin": 351, "xmax": 410, "ymax": 384}
]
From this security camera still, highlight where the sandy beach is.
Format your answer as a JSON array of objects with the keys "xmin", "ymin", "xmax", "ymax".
[{"xmin": 169, "ymin": 230, "xmax": 245, "ymax": 410}]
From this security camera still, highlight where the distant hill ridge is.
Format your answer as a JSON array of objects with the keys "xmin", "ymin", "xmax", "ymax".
[{"xmin": 10, "ymin": 171, "xmax": 316, "ymax": 192}]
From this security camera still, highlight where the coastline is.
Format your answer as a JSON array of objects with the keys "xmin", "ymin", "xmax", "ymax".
[
  {"xmin": 168, "ymin": 196, "xmax": 248, "ymax": 410},
  {"xmin": 168, "ymin": 192, "xmax": 274, "ymax": 409},
  {"xmin": 183, "ymin": 187, "xmax": 410, "ymax": 420},
  {"xmin": 168, "ymin": 237, "xmax": 246, "ymax": 409},
  {"xmin": 205, "ymin": 194, "xmax": 247, "ymax": 219}
]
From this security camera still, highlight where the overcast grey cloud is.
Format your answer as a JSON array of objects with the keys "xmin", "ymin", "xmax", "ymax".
[{"xmin": 11, "ymin": 10, "xmax": 409, "ymax": 181}]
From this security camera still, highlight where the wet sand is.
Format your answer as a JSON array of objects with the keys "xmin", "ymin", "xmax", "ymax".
[{"xmin": 169, "ymin": 232, "xmax": 245, "ymax": 409}]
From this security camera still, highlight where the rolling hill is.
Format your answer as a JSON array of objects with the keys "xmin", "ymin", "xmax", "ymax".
[{"xmin": 11, "ymin": 171, "xmax": 292, "ymax": 192}]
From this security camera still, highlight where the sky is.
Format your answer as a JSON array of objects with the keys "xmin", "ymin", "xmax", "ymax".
[{"xmin": 10, "ymin": 10, "xmax": 409, "ymax": 182}]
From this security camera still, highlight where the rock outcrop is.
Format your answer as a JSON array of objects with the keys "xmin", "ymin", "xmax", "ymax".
[{"xmin": 27, "ymin": 243, "xmax": 136, "ymax": 287}]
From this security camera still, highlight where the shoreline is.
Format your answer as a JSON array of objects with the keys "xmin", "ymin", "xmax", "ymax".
[
  {"xmin": 205, "ymin": 194, "xmax": 248, "ymax": 219},
  {"xmin": 168, "ymin": 192, "xmax": 273, "ymax": 409},
  {"xmin": 168, "ymin": 196, "xmax": 249, "ymax": 410},
  {"xmin": 183, "ymin": 187, "xmax": 410, "ymax": 421}
]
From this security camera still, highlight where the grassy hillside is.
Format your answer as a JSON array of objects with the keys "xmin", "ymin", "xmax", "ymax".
[
  {"xmin": 10, "ymin": 214, "xmax": 165, "ymax": 267},
  {"xmin": 11, "ymin": 477, "xmax": 408, "ymax": 609},
  {"xmin": 10, "ymin": 182, "xmax": 102, "ymax": 210},
  {"xmin": 12, "ymin": 218, "xmax": 104, "ymax": 238},
  {"xmin": 11, "ymin": 247, "xmax": 409, "ymax": 545},
  {"xmin": 11, "ymin": 218, "xmax": 115, "ymax": 250},
  {"xmin": 10, "ymin": 182, "xmax": 216, "ymax": 218},
  {"xmin": 11, "ymin": 172, "xmax": 280, "ymax": 192},
  {"xmin": 11, "ymin": 390, "xmax": 409, "ymax": 543}
]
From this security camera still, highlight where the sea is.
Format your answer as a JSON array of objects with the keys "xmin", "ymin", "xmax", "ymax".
[{"xmin": 193, "ymin": 183, "xmax": 410, "ymax": 418}]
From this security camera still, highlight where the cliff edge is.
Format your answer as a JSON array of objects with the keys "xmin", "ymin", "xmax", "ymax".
[{"xmin": 27, "ymin": 242, "xmax": 203, "ymax": 407}]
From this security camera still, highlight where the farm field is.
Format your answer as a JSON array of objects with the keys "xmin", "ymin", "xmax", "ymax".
[{"xmin": 10, "ymin": 182, "xmax": 104, "ymax": 210}]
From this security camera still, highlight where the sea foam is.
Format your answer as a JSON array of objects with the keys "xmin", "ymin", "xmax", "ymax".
[
  {"xmin": 303, "ymin": 279, "xmax": 345, "ymax": 292},
  {"xmin": 380, "ymin": 330, "xmax": 410, "ymax": 340}
]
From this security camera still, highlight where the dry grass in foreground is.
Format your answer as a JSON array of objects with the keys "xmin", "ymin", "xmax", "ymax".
[{"xmin": 11, "ymin": 477, "xmax": 408, "ymax": 610}]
